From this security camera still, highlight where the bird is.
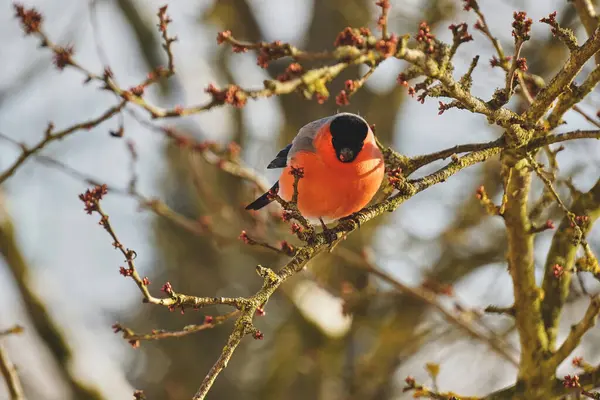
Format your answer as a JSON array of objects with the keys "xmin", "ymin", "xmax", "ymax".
[{"xmin": 246, "ymin": 112, "xmax": 385, "ymax": 225}]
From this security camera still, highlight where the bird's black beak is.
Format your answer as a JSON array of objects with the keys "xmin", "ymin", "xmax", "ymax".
[{"xmin": 339, "ymin": 147, "xmax": 354, "ymax": 162}]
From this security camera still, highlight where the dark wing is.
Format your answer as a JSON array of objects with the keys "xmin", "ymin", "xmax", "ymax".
[
  {"xmin": 246, "ymin": 145, "xmax": 290, "ymax": 211},
  {"xmin": 267, "ymin": 144, "xmax": 291, "ymax": 169},
  {"xmin": 245, "ymin": 182, "xmax": 279, "ymax": 211}
]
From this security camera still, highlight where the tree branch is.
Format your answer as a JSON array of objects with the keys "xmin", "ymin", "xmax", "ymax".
[
  {"xmin": 541, "ymin": 179, "xmax": 600, "ymax": 349},
  {"xmin": 552, "ymin": 295, "xmax": 600, "ymax": 365},
  {"xmin": 572, "ymin": 0, "xmax": 600, "ymax": 65},
  {"xmin": 0, "ymin": 193, "xmax": 104, "ymax": 400},
  {"xmin": 0, "ymin": 344, "xmax": 24, "ymax": 400},
  {"xmin": 525, "ymin": 26, "xmax": 600, "ymax": 122},
  {"xmin": 547, "ymin": 65, "xmax": 600, "ymax": 129},
  {"xmin": 0, "ymin": 101, "xmax": 126, "ymax": 185},
  {"xmin": 501, "ymin": 158, "xmax": 549, "ymax": 380},
  {"xmin": 335, "ymin": 248, "xmax": 518, "ymax": 365}
]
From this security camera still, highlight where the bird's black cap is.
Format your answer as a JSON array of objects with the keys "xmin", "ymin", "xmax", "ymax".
[
  {"xmin": 330, "ymin": 114, "xmax": 369, "ymax": 163},
  {"xmin": 329, "ymin": 114, "xmax": 369, "ymax": 142}
]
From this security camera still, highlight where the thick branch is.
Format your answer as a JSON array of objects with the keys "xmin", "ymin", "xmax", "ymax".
[
  {"xmin": 547, "ymin": 65, "xmax": 600, "ymax": 128},
  {"xmin": 502, "ymin": 159, "xmax": 549, "ymax": 378},
  {"xmin": 487, "ymin": 362, "xmax": 600, "ymax": 399},
  {"xmin": 541, "ymin": 179, "xmax": 600, "ymax": 349},
  {"xmin": 525, "ymin": 26, "xmax": 600, "ymax": 122},
  {"xmin": 0, "ymin": 194, "xmax": 104, "ymax": 400},
  {"xmin": 397, "ymin": 46, "xmax": 518, "ymax": 128},
  {"xmin": 188, "ymin": 144, "xmax": 504, "ymax": 399},
  {"xmin": 572, "ymin": 0, "xmax": 600, "ymax": 65}
]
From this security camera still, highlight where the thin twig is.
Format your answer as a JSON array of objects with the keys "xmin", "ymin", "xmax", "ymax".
[
  {"xmin": 0, "ymin": 101, "xmax": 126, "ymax": 184},
  {"xmin": 0, "ymin": 327, "xmax": 23, "ymax": 338},
  {"xmin": 114, "ymin": 310, "xmax": 239, "ymax": 345},
  {"xmin": 552, "ymin": 296, "xmax": 600, "ymax": 365},
  {"xmin": 0, "ymin": 344, "xmax": 25, "ymax": 400},
  {"xmin": 335, "ymin": 248, "xmax": 519, "ymax": 365}
]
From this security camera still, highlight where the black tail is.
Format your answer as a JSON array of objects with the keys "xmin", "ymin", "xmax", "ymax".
[{"xmin": 245, "ymin": 182, "xmax": 279, "ymax": 211}]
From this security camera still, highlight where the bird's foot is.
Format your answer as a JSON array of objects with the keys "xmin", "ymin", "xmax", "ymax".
[{"xmin": 319, "ymin": 218, "xmax": 340, "ymax": 250}]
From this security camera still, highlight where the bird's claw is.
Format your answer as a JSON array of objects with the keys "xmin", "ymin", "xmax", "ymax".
[{"xmin": 318, "ymin": 218, "xmax": 339, "ymax": 248}]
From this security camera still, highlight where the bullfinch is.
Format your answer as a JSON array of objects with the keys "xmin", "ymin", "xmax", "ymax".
[{"xmin": 246, "ymin": 113, "xmax": 385, "ymax": 224}]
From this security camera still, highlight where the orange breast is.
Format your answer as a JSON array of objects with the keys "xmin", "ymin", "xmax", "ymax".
[{"xmin": 278, "ymin": 141, "xmax": 385, "ymax": 221}]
